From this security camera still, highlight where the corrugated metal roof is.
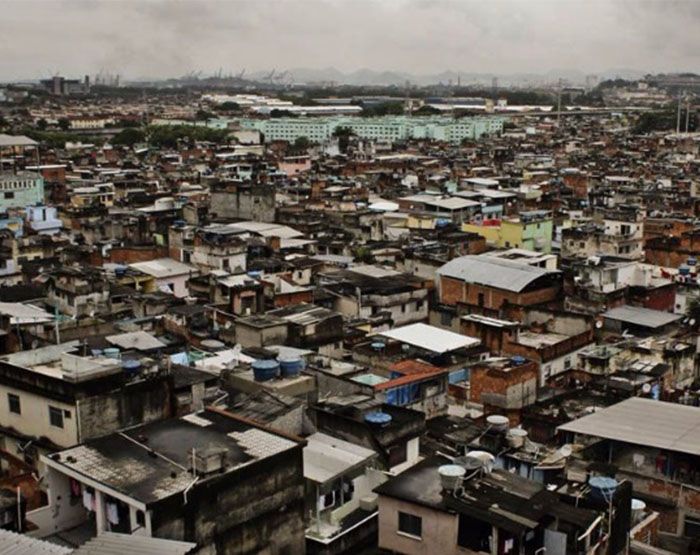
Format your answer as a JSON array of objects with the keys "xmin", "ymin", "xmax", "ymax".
[
  {"xmin": 0, "ymin": 529, "xmax": 72, "ymax": 555},
  {"xmin": 437, "ymin": 255, "xmax": 559, "ymax": 293},
  {"xmin": 602, "ymin": 306, "xmax": 682, "ymax": 329},
  {"xmin": 378, "ymin": 323, "xmax": 480, "ymax": 354},
  {"xmin": 558, "ymin": 398, "xmax": 700, "ymax": 457},
  {"xmin": 72, "ymin": 532, "xmax": 195, "ymax": 554},
  {"xmin": 0, "ymin": 134, "xmax": 38, "ymax": 147}
]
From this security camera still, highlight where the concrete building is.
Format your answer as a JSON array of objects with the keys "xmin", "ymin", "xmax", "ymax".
[
  {"xmin": 0, "ymin": 172, "xmax": 44, "ymax": 211},
  {"xmin": 375, "ymin": 455, "xmax": 604, "ymax": 555},
  {"xmin": 238, "ymin": 115, "xmax": 505, "ymax": 145},
  {"xmin": 31, "ymin": 408, "xmax": 306, "ymax": 554}
]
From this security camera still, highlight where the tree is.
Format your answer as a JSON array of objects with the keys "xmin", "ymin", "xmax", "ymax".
[
  {"xmin": 289, "ymin": 136, "xmax": 312, "ymax": 154},
  {"xmin": 36, "ymin": 118, "xmax": 48, "ymax": 130},
  {"xmin": 361, "ymin": 101, "xmax": 404, "ymax": 117},
  {"xmin": 414, "ymin": 105, "xmax": 441, "ymax": 116},
  {"xmin": 217, "ymin": 101, "xmax": 240, "ymax": 112},
  {"xmin": 57, "ymin": 118, "xmax": 70, "ymax": 131},
  {"xmin": 195, "ymin": 109, "xmax": 214, "ymax": 121},
  {"xmin": 112, "ymin": 127, "xmax": 145, "ymax": 147},
  {"xmin": 333, "ymin": 126, "xmax": 355, "ymax": 153}
]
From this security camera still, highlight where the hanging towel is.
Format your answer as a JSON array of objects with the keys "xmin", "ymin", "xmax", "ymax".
[
  {"xmin": 106, "ymin": 502, "xmax": 119, "ymax": 525},
  {"xmin": 82, "ymin": 489, "xmax": 93, "ymax": 512}
]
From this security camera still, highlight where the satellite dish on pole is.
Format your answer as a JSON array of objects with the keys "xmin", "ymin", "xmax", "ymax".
[{"xmin": 595, "ymin": 321, "xmax": 603, "ymax": 329}]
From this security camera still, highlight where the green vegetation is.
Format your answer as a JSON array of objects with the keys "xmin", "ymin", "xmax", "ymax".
[
  {"xmin": 361, "ymin": 101, "xmax": 404, "ymax": 117},
  {"xmin": 633, "ymin": 109, "xmax": 697, "ymax": 134},
  {"xmin": 146, "ymin": 125, "xmax": 230, "ymax": 148},
  {"xmin": 112, "ymin": 127, "xmax": 146, "ymax": 147},
  {"xmin": 413, "ymin": 105, "xmax": 442, "ymax": 116},
  {"xmin": 217, "ymin": 101, "xmax": 241, "ymax": 112},
  {"xmin": 288, "ymin": 136, "xmax": 313, "ymax": 154}
]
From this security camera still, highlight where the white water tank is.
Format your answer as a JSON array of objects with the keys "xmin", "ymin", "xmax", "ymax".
[
  {"xmin": 508, "ymin": 428, "xmax": 528, "ymax": 448},
  {"xmin": 439, "ymin": 464, "xmax": 466, "ymax": 491},
  {"xmin": 486, "ymin": 414, "xmax": 510, "ymax": 432},
  {"xmin": 466, "ymin": 450, "xmax": 496, "ymax": 474}
]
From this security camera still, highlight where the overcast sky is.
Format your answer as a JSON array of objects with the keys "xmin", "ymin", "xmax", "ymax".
[{"xmin": 1, "ymin": 0, "xmax": 698, "ymax": 81}]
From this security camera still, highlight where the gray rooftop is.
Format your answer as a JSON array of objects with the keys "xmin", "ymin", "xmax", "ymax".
[
  {"xmin": 72, "ymin": 532, "xmax": 195, "ymax": 555},
  {"xmin": 0, "ymin": 529, "xmax": 71, "ymax": 555},
  {"xmin": 602, "ymin": 306, "xmax": 682, "ymax": 329},
  {"xmin": 438, "ymin": 255, "xmax": 559, "ymax": 293},
  {"xmin": 558, "ymin": 397, "xmax": 700, "ymax": 457},
  {"xmin": 303, "ymin": 432, "xmax": 376, "ymax": 484}
]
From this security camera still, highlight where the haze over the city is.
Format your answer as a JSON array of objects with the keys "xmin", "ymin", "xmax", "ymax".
[{"xmin": 1, "ymin": 0, "xmax": 699, "ymax": 82}]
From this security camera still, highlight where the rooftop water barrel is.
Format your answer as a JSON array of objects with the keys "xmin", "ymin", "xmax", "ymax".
[
  {"xmin": 201, "ymin": 339, "xmax": 226, "ymax": 352},
  {"xmin": 252, "ymin": 359, "xmax": 280, "ymax": 382},
  {"xmin": 114, "ymin": 265, "xmax": 128, "ymax": 277},
  {"xmin": 370, "ymin": 342, "xmax": 386, "ymax": 352},
  {"xmin": 465, "ymin": 450, "xmax": 496, "ymax": 473},
  {"xmin": 103, "ymin": 348, "xmax": 120, "ymax": 359},
  {"xmin": 510, "ymin": 355, "xmax": 527, "ymax": 366},
  {"xmin": 588, "ymin": 476, "xmax": 619, "ymax": 502},
  {"xmin": 278, "ymin": 356, "xmax": 304, "ymax": 378},
  {"xmin": 508, "ymin": 427, "xmax": 528, "ymax": 448},
  {"xmin": 631, "ymin": 499, "xmax": 646, "ymax": 524},
  {"xmin": 122, "ymin": 359, "xmax": 142, "ymax": 377},
  {"xmin": 364, "ymin": 411, "xmax": 392, "ymax": 427},
  {"xmin": 486, "ymin": 414, "xmax": 510, "ymax": 432},
  {"xmin": 439, "ymin": 464, "xmax": 466, "ymax": 491}
]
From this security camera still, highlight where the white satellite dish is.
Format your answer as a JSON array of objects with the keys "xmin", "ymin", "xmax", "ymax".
[
  {"xmin": 690, "ymin": 319, "xmax": 696, "ymax": 327},
  {"xmin": 595, "ymin": 321, "xmax": 603, "ymax": 329},
  {"xmin": 559, "ymin": 445, "xmax": 573, "ymax": 458},
  {"xmin": 642, "ymin": 383, "xmax": 652, "ymax": 394}
]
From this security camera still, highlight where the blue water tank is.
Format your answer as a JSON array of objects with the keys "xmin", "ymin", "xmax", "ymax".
[
  {"xmin": 252, "ymin": 359, "xmax": 280, "ymax": 382},
  {"xmin": 588, "ymin": 476, "xmax": 618, "ymax": 502},
  {"xmin": 91, "ymin": 349, "xmax": 103, "ymax": 357},
  {"xmin": 103, "ymin": 348, "xmax": 120, "ymax": 359},
  {"xmin": 122, "ymin": 359, "xmax": 142, "ymax": 377},
  {"xmin": 370, "ymin": 342, "xmax": 386, "ymax": 352},
  {"xmin": 364, "ymin": 411, "xmax": 393, "ymax": 427},
  {"xmin": 510, "ymin": 356, "xmax": 527, "ymax": 366},
  {"xmin": 114, "ymin": 265, "xmax": 128, "ymax": 277},
  {"xmin": 278, "ymin": 356, "xmax": 304, "ymax": 378}
]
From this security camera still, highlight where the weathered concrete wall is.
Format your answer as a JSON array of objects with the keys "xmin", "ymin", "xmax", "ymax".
[{"xmin": 77, "ymin": 376, "xmax": 172, "ymax": 441}]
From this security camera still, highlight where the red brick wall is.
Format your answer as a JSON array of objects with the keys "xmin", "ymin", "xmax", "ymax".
[{"xmin": 108, "ymin": 246, "xmax": 169, "ymax": 264}]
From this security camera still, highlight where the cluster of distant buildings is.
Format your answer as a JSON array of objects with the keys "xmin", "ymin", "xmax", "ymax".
[{"xmin": 0, "ymin": 81, "xmax": 699, "ymax": 555}]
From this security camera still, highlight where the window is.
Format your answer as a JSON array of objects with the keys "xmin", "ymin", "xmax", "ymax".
[
  {"xmin": 4, "ymin": 192, "xmax": 14, "ymax": 199},
  {"xmin": 49, "ymin": 406, "xmax": 64, "ymax": 428},
  {"xmin": 398, "ymin": 512, "xmax": 422, "ymax": 538},
  {"xmin": 8, "ymin": 393, "xmax": 20, "ymax": 415}
]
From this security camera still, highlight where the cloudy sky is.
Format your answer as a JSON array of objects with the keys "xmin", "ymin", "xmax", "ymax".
[{"xmin": 1, "ymin": 0, "xmax": 698, "ymax": 81}]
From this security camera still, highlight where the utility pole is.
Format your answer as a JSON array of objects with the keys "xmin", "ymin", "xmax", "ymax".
[
  {"xmin": 676, "ymin": 90, "xmax": 682, "ymax": 134},
  {"xmin": 685, "ymin": 99, "xmax": 691, "ymax": 133}
]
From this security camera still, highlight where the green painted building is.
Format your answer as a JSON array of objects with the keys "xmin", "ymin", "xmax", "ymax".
[{"xmin": 0, "ymin": 172, "xmax": 44, "ymax": 211}]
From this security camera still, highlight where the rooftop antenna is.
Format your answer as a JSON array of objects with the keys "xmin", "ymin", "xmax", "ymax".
[
  {"xmin": 676, "ymin": 90, "xmax": 683, "ymax": 134},
  {"xmin": 685, "ymin": 97, "xmax": 691, "ymax": 133}
]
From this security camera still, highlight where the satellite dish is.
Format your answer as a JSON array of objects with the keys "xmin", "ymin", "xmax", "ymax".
[
  {"xmin": 595, "ymin": 321, "xmax": 603, "ymax": 329},
  {"xmin": 559, "ymin": 445, "xmax": 573, "ymax": 458},
  {"xmin": 642, "ymin": 383, "xmax": 652, "ymax": 394},
  {"xmin": 691, "ymin": 319, "xmax": 697, "ymax": 327}
]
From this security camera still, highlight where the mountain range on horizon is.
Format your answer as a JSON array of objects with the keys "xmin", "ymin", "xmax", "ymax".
[{"xmin": 241, "ymin": 67, "xmax": 652, "ymax": 87}]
